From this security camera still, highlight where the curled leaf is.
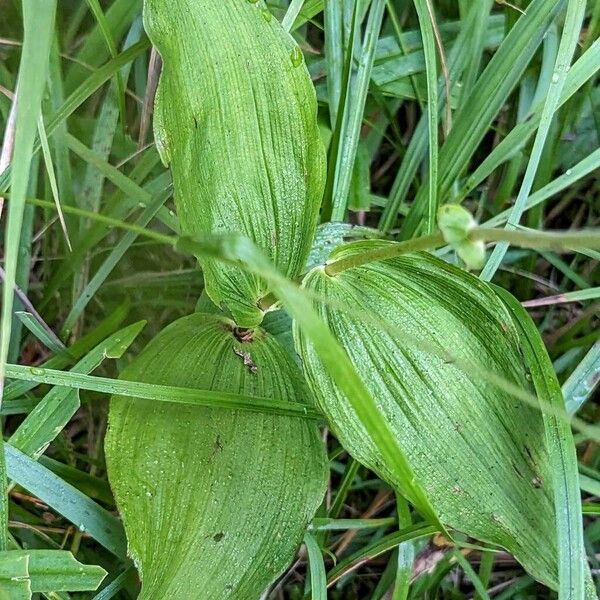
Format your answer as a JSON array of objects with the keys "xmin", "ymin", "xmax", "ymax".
[
  {"xmin": 294, "ymin": 242, "xmax": 560, "ymax": 589},
  {"xmin": 106, "ymin": 313, "xmax": 327, "ymax": 599},
  {"xmin": 145, "ymin": 0, "xmax": 326, "ymax": 326}
]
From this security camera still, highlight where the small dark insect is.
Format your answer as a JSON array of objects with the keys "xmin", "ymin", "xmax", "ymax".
[{"xmin": 233, "ymin": 347, "xmax": 258, "ymax": 374}]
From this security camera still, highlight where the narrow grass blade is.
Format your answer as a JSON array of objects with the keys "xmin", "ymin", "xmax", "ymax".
[
  {"xmin": 282, "ymin": 0, "xmax": 306, "ymax": 31},
  {"xmin": 9, "ymin": 322, "xmax": 145, "ymax": 459},
  {"xmin": 0, "ymin": 40, "xmax": 150, "ymax": 194},
  {"xmin": 564, "ymin": 340, "xmax": 600, "ymax": 416},
  {"xmin": 481, "ymin": 0, "xmax": 587, "ymax": 280},
  {"xmin": 400, "ymin": 0, "xmax": 566, "ymax": 239},
  {"xmin": 326, "ymin": 523, "xmax": 438, "ymax": 585},
  {"xmin": 0, "ymin": 0, "xmax": 57, "ymax": 553},
  {"xmin": 84, "ymin": 0, "xmax": 127, "ymax": 130},
  {"xmin": 330, "ymin": 0, "xmax": 386, "ymax": 221},
  {"xmin": 61, "ymin": 187, "xmax": 170, "ymax": 337},
  {"xmin": 304, "ymin": 532, "xmax": 327, "ymax": 600},
  {"xmin": 4, "ymin": 364, "xmax": 322, "ymax": 420},
  {"xmin": 413, "ymin": 0, "xmax": 439, "ymax": 234},
  {"xmin": 5, "ymin": 444, "xmax": 127, "ymax": 558},
  {"xmin": 15, "ymin": 311, "xmax": 67, "ymax": 357}
]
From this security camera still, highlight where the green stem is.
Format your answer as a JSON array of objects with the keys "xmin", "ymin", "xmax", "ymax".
[
  {"xmin": 324, "ymin": 233, "xmax": 445, "ymax": 276},
  {"xmin": 325, "ymin": 227, "xmax": 600, "ymax": 276},
  {"xmin": 470, "ymin": 227, "xmax": 600, "ymax": 250}
]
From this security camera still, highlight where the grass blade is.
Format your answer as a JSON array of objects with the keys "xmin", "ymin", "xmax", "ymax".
[
  {"xmin": 481, "ymin": 0, "xmax": 587, "ymax": 280},
  {"xmin": 413, "ymin": 0, "xmax": 439, "ymax": 233},
  {"xmin": 0, "ymin": 0, "xmax": 57, "ymax": 552},
  {"xmin": 304, "ymin": 532, "xmax": 327, "ymax": 600}
]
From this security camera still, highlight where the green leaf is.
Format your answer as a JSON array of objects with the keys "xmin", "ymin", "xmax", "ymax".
[
  {"xmin": 294, "ymin": 242, "xmax": 561, "ymax": 590},
  {"xmin": 176, "ymin": 233, "xmax": 441, "ymax": 529},
  {"xmin": 145, "ymin": 0, "xmax": 326, "ymax": 326},
  {"xmin": 105, "ymin": 312, "xmax": 327, "ymax": 598},
  {"xmin": 0, "ymin": 550, "xmax": 106, "ymax": 592}
]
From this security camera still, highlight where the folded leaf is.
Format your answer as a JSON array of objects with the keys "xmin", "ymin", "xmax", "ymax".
[
  {"xmin": 145, "ymin": 0, "xmax": 326, "ymax": 326},
  {"xmin": 294, "ymin": 243, "xmax": 559, "ymax": 589},
  {"xmin": 106, "ymin": 313, "xmax": 327, "ymax": 599}
]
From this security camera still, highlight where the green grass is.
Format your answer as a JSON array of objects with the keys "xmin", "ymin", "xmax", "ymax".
[{"xmin": 0, "ymin": 0, "xmax": 599, "ymax": 598}]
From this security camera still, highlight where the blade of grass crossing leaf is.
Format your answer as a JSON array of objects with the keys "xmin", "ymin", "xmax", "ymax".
[
  {"xmin": 330, "ymin": 0, "xmax": 386, "ymax": 221},
  {"xmin": 0, "ymin": 0, "xmax": 57, "ymax": 553},
  {"xmin": 564, "ymin": 340, "xmax": 600, "ymax": 416},
  {"xmin": 4, "ymin": 444, "xmax": 127, "ymax": 558},
  {"xmin": 481, "ymin": 0, "xmax": 587, "ymax": 281},
  {"xmin": 304, "ymin": 532, "xmax": 327, "ymax": 600},
  {"xmin": 494, "ymin": 287, "xmax": 586, "ymax": 599},
  {"xmin": 412, "ymin": 0, "xmax": 439, "ymax": 234},
  {"xmin": 4, "ymin": 364, "xmax": 322, "ymax": 419},
  {"xmin": 175, "ymin": 234, "xmax": 442, "ymax": 527}
]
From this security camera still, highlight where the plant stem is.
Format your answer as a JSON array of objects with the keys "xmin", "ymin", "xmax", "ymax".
[
  {"xmin": 325, "ymin": 227, "xmax": 600, "ymax": 276},
  {"xmin": 324, "ymin": 233, "xmax": 445, "ymax": 275}
]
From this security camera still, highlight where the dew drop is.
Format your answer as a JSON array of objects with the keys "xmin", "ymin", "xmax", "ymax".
[
  {"xmin": 290, "ymin": 46, "xmax": 303, "ymax": 68},
  {"xmin": 551, "ymin": 73, "xmax": 559, "ymax": 84},
  {"xmin": 78, "ymin": 523, "xmax": 86, "ymax": 532},
  {"xmin": 30, "ymin": 367, "xmax": 46, "ymax": 376},
  {"xmin": 565, "ymin": 169, "xmax": 572, "ymax": 176},
  {"xmin": 261, "ymin": 8, "xmax": 272, "ymax": 21}
]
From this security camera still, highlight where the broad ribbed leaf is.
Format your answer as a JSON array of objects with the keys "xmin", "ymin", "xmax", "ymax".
[
  {"xmin": 105, "ymin": 313, "xmax": 327, "ymax": 599},
  {"xmin": 145, "ymin": 0, "xmax": 326, "ymax": 326},
  {"xmin": 294, "ymin": 243, "xmax": 559, "ymax": 589}
]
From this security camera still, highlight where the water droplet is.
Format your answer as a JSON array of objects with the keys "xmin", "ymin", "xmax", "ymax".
[
  {"xmin": 78, "ymin": 523, "xmax": 86, "ymax": 532},
  {"xmin": 30, "ymin": 367, "xmax": 45, "ymax": 376},
  {"xmin": 261, "ymin": 8, "xmax": 272, "ymax": 21},
  {"xmin": 551, "ymin": 73, "xmax": 560, "ymax": 83},
  {"xmin": 169, "ymin": 209, "xmax": 176, "ymax": 217},
  {"xmin": 565, "ymin": 169, "xmax": 572, "ymax": 176},
  {"xmin": 138, "ymin": 202, "xmax": 146, "ymax": 208},
  {"xmin": 290, "ymin": 47, "xmax": 303, "ymax": 68}
]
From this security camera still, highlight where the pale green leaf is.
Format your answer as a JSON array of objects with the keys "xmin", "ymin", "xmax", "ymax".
[
  {"xmin": 105, "ymin": 312, "xmax": 327, "ymax": 598},
  {"xmin": 146, "ymin": 0, "xmax": 326, "ymax": 326},
  {"xmin": 295, "ymin": 243, "xmax": 561, "ymax": 590}
]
